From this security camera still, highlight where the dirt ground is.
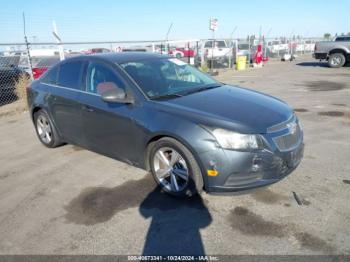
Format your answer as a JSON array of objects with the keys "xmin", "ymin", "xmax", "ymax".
[{"xmin": 0, "ymin": 55, "xmax": 349, "ymax": 255}]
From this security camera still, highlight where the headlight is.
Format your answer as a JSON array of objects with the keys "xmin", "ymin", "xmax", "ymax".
[{"xmin": 212, "ymin": 128, "xmax": 261, "ymax": 150}]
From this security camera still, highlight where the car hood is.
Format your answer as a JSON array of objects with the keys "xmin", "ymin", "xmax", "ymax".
[{"xmin": 156, "ymin": 85, "xmax": 293, "ymax": 134}]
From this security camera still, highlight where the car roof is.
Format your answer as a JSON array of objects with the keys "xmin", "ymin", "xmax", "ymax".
[{"xmin": 87, "ymin": 52, "xmax": 170, "ymax": 64}]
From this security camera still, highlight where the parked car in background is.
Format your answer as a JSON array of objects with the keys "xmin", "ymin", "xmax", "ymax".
[
  {"xmin": 169, "ymin": 47, "xmax": 195, "ymax": 58},
  {"xmin": 28, "ymin": 53, "xmax": 304, "ymax": 197},
  {"xmin": 236, "ymin": 43, "xmax": 250, "ymax": 57},
  {"xmin": 203, "ymin": 39, "xmax": 232, "ymax": 60},
  {"xmin": 29, "ymin": 49, "xmax": 60, "ymax": 57},
  {"xmin": 30, "ymin": 56, "xmax": 61, "ymax": 79},
  {"xmin": 18, "ymin": 56, "xmax": 49, "ymax": 77},
  {"xmin": 314, "ymin": 36, "xmax": 350, "ymax": 68},
  {"xmin": 154, "ymin": 46, "xmax": 168, "ymax": 55},
  {"xmin": 234, "ymin": 43, "xmax": 257, "ymax": 63},
  {"xmin": 122, "ymin": 46, "xmax": 148, "ymax": 52},
  {"xmin": 0, "ymin": 56, "xmax": 29, "ymax": 101},
  {"xmin": 85, "ymin": 48, "xmax": 111, "ymax": 54}
]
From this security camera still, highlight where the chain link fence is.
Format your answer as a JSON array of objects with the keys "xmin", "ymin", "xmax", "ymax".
[
  {"xmin": 0, "ymin": 49, "xmax": 31, "ymax": 107},
  {"xmin": 0, "ymin": 37, "xmax": 321, "ymax": 108}
]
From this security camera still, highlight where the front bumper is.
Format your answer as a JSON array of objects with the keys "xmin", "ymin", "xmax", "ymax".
[{"xmin": 199, "ymin": 124, "xmax": 304, "ymax": 193}]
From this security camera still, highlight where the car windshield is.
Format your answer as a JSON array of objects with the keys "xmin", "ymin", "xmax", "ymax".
[
  {"xmin": 204, "ymin": 41, "xmax": 226, "ymax": 48},
  {"xmin": 120, "ymin": 58, "xmax": 220, "ymax": 99}
]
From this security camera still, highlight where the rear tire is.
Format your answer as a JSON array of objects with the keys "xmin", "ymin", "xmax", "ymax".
[
  {"xmin": 149, "ymin": 137, "xmax": 204, "ymax": 198},
  {"xmin": 328, "ymin": 53, "xmax": 346, "ymax": 68},
  {"xmin": 34, "ymin": 110, "xmax": 62, "ymax": 148}
]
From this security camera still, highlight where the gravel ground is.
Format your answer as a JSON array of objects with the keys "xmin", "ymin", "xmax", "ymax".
[{"xmin": 0, "ymin": 55, "xmax": 349, "ymax": 255}]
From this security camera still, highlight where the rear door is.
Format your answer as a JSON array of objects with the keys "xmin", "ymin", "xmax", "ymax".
[
  {"xmin": 79, "ymin": 61, "xmax": 137, "ymax": 163},
  {"xmin": 45, "ymin": 59, "xmax": 85, "ymax": 144}
]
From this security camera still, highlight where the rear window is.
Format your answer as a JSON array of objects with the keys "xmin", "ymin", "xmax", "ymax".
[
  {"xmin": 41, "ymin": 66, "xmax": 59, "ymax": 85},
  {"xmin": 57, "ymin": 61, "xmax": 83, "ymax": 90}
]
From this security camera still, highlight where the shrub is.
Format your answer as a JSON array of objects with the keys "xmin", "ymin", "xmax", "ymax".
[
  {"xmin": 199, "ymin": 63, "xmax": 209, "ymax": 73},
  {"xmin": 14, "ymin": 74, "xmax": 31, "ymax": 111}
]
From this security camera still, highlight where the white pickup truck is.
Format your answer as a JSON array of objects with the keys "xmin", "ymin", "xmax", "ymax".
[
  {"xmin": 202, "ymin": 39, "xmax": 233, "ymax": 63},
  {"xmin": 314, "ymin": 36, "xmax": 350, "ymax": 68}
]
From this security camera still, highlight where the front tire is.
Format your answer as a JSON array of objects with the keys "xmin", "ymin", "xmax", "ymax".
[
  {"xmin": 34, "ymin": 110, "xmax": 62, "ymax": 148},
  {"xmin": 149, "ymin": 137, "xmax": 204, "ymax": 197},
  {"xmin": 328, "ymin": 53, "xmax": 346, "ymax": 68}
]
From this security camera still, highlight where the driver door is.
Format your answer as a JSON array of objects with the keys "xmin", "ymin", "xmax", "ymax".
[{"xmin": 79, "ymin": 61, "xmax": 137, "ymax": 163}]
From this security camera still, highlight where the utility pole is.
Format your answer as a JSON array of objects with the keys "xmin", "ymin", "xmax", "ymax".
[
  {"xmin": 164, "ymin": 22, "xmax": 173, "ymax": 55},
  {"xmin": 22, "ymin": 12, "xmax": 33, "ymax": 79},
  {"xmin": 229, "ymin": 26, "xmax": 237, "ymax": 69},
  {"xmin": 209, "ymin": 18, "xmax": 218, "ymax": 74},
  {"xmin": 165, "ymin": 22, "xmax": 173, "ymax": 42},
  {"xmin": 259, "ymin": 25, "xmax": 262, "ymax": 43},
  {"xmin": 264, "ymin": 28, "xmax": 272, "ymax": 60}
]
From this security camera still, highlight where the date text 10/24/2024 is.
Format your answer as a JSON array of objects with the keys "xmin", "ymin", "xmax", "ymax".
[{"xmin": 127, "ymin": 256, "xmax": 219, "ymax": 261}]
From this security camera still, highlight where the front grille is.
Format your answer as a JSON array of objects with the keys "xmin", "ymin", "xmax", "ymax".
[{"xmin": 273, "ymin": 124, "xmax": 302, "ymax": 151}]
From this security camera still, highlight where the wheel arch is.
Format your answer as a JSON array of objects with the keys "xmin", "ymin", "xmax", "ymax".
[
  {"xmin": 31, "ymin": 106, "xmax": 43, "ymax": 121},
  {"xmin": 329, "ymin": 48, "xmax": 347, "ymax": 56},
  {"xmin": 144, "ymin": 133, "xmax": 195, "ymax": 170},
  {"xmin": 143, "ymin": 133, "xmax": 207, "ymax": 190}
]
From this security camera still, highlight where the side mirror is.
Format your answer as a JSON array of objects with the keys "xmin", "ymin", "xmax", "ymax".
[
  {"xmin": 99, "ymin": 82, "xmax": 134, "ymax": 104},
  {"xmin": 101, "ymin": 88, "xmax": 134, "ymax": 104}
]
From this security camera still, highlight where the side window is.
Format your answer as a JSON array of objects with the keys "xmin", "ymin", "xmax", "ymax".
[
  {"xmin": 336, "ymin": 37, "xmax": 350, "ymax": 42},
  {"xmin": 41, "ymin": 66, "xmax": 58, "ymax": 85},
  {"xmin": 57, "ymin": 61, "xmax": 83, "ymax": 90},
  {"xmin": 86, "ymin": 62, "xmax": 125, "ymax": 95}
]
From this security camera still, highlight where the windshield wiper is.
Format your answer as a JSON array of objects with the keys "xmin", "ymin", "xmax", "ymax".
[
  {"xmin": 150, "ymin": 93, "xmax": 183, "ymax": 100},
  {"xmin": 180, "ymin": 84, "xmax": 222, "ymax": 96}
]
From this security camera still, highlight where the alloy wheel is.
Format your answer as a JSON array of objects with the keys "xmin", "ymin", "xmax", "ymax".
[
  {"xmin": 330, "ymin": 55, "xmax": 342, "ymax": 66},
  {"xmin": 153, "ymin": 147, "xmax": 189, "ymax": 192},
  {"xmin": 36, "ymin": 115, "xmax": 52, "ymax": 144}
]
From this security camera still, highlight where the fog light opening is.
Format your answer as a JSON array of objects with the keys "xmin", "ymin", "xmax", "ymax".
[
  {"xmin": 207, "ymin": 169, "xmax": 218, "ymax": 177},
  {"xmin": 252, "ymin": 157, "xmax": 262, "ymax": 172}
]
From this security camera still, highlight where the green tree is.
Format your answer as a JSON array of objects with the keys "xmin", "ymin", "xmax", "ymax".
[{"xmin": 323, "ymin": 33, "xmax": 331, "ymax": 40}]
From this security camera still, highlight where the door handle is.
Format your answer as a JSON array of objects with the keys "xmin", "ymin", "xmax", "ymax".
[{"xmin": 82, "ymin": 105, "xmax": 94, "ymax": 112}]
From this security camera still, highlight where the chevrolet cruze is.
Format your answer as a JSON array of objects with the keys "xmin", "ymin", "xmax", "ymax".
[{"xmin": 27, "ymin": 53, "xmax": 304, "ymax": 197}]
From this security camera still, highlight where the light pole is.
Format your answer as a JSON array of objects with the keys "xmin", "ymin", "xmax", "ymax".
[{"xmin": 164, "ymin": 22, "xmax": 173, "ymax": 55}]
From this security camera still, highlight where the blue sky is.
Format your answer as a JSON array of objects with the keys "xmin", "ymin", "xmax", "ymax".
[{"xmin": 0, "ymin": 0, "xmax": 349, "ymax": 43}]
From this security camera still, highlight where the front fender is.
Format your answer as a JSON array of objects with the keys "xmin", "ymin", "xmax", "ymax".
[{"xmin": 135, "ymin": 104, "xmax": 220, "ymax": 188}]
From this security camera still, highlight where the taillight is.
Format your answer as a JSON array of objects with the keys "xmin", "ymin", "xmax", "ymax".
[{"xmin": 32, "ymin": 67, "xmax": 48, "ymax": 79}]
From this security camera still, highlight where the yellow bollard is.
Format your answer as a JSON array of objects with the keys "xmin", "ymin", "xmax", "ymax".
[{"xmin": 236, "ymin": 55, "xmax": 247, "ymax": 71}]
